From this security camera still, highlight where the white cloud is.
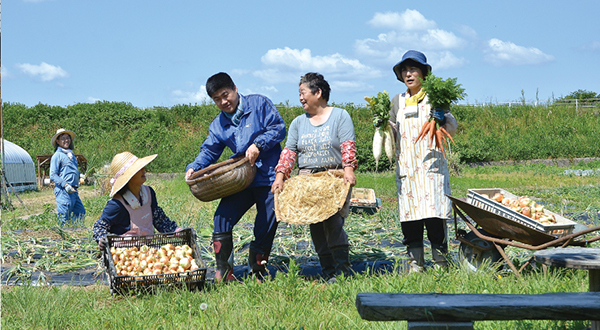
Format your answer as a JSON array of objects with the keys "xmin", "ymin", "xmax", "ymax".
[
  {"xmin": 262, "ymin": 86, "xmax": 278, "ymax": 93},
  {"xmin": 171, "ymin": 86, "xmax": 209, "ymax": 104},
  {"xmin": 253, "ymin": 68, "xmax": 299, "ymax": 84},
  {"xmin": 581, "ymin": 41, "xmax": 600, "ymax": 52},
  {"xmin": 484, "ymin": 38, "xmax": 555, "ymax": 66},
  {"xmin": 355, "ymin": 10, "xmax": 467, "ymax": 70},
  {"xmin": 420, "ymin": 29, "xmax": 466, "ymax": 50},
  {"xmin": 368, "ymin": 10, "xmax": 436, "ymax": 31},
  {"xmin": 1, "ymin": 65, "xmax": 9, "ymax": 78},
  {"xmin": 254, "ymin": 47, "xmax": 382, "ymax": 83},
  {"xmin": 231, "ymin": 68, "xmax": 252, "ymax": 76},
  {"xmin": 17, "ymin": 62, "xmax": 68, "ymax": 81},
  {"xmin": 87, "ymin": 97, "xmax": 101, "ymax": 103},
  {"xmin": 430, "ymin": 51, "xmax": 468, "ymax": 70},
  {"xmin": 239, "ymin": 86, "xmax": 280, "ymax": 101},
  {"xmin": 354, "ymin": 33, "xmax": 400, "ymax": 62},
  {"xmin": 329, "ymin": 80, "xmax": 374, "ymax": 94},
  {"xmin": 457, "ymin": 25, "xmax": 478, "ymax": 40}
]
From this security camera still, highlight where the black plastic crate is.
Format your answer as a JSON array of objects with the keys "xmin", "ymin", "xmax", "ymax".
[{"xmin": 101, "ymin": 228, "xmax": 207, "ymax": 295}]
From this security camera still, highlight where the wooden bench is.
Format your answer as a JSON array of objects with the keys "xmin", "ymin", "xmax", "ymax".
[{"xmin": 356, "ymin": 292, "xmax": 600, "ymax": 330}]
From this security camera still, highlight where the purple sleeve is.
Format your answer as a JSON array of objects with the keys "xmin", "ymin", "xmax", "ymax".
[{"xmin": 92, "ymin": 199, "xmax": 128, "ymax": 242}]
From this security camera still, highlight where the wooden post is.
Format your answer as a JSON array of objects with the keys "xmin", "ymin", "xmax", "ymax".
[{"xmin": 592, "ymin": 269, "xmax": 600, "ymax": 330}]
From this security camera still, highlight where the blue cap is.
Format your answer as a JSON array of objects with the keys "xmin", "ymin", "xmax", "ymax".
[{"xmin": 392, "ymin": 50, "xmax": 432, "ymax": 82}]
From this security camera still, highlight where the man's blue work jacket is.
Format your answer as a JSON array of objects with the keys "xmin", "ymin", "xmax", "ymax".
[{"xmin": 186, "ymin": 94, "xmax": 286, "ymax": 187}]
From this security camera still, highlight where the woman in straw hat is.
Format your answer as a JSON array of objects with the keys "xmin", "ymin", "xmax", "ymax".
[
  {"xmin": 50, "ymin": 128, "xmax": 86, "ymax": 226},
  {"xmin": 272, "ymin": 72, "xmax": 357, "ymax": 283},
  {"xmin": 93, "ymin": 151, "xmax": 181, "ymax": 248},
  {"xmin": 389, "ymin": 50, "xmax": 458, "ymax": 272}
]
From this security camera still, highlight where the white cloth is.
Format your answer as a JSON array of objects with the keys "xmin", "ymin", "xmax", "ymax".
[
  {"xmin": 391, "ymin": 93, "xmax": 457, "ymax": 222},
  {"xmin": 121, "ymin": 188, "xmax": 148, "ymax": 210},
  {"xmin": 58, "ymin": 147, "xmax": 74, "ymax": 161}
]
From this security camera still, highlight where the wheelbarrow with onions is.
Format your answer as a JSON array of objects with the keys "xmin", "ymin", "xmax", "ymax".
[{"xmin": 447, "ymin": 188, "xmax": 600, "ymax": 277}]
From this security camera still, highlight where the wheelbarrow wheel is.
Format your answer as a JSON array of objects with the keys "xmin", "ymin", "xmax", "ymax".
[{"xmin": 459, "ymin": 230, "xmax": 502, "ymax": 271}]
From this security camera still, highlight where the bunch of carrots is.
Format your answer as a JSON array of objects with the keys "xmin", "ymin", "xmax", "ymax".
[
  {"xmin": 414, "ymin": 74, "xmax": 466, "ymax": 159},
  {"xmin": 415, "ymin": 117, "xmax": 455, "ymax": 159}
]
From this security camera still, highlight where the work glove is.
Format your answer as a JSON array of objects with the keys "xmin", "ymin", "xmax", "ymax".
[
  {"xmin": 65, "ymin": 184, "xmax": 76, "ymax": 193},
  {"xmin": 430, "ymin": 108, "xmax": 447, "ymax": 126},
  {"xmin": 373, "ymin": 116, "xmax": 384, "ymax": 128},
  {"xmin": 98, "ymin": 238, "xmax": 107, "ymax": 251}
]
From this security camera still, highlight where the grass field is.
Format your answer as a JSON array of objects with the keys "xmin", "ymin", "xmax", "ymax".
[{"xmin": 2, "ymin": 162, "xmax": 600, "ymax": 329}]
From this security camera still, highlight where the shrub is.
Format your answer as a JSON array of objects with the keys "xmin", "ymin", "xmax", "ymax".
[{"xmin": 3, "ymin": 100, "xmax": 599, "ymax": 174}]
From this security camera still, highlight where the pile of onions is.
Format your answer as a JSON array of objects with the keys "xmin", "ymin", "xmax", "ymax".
[
  {"xmin": 110, "ymin": 244, "xmax": 200, "ymax": 276},
  {"xmin": 487, "ymin": 193, "xmax": 557, "ymax": 224}
]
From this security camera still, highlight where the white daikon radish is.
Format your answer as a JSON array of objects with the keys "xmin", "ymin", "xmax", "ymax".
[
  {"xmin": 372, "ymin": 127, "xmax": 383, "ymax": 170},
  {"xmin": 384, "ymin": 124, "xmax": 395, "ymax": 163}
]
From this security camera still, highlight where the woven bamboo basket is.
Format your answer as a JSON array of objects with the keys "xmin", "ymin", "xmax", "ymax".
[
  {"xmin": 186, "ymin": 156, "xmax": 256, "ymax": 202},
  {"xmin": 274, "ymin": 170, "xmax": 351, "ymax": 225}
]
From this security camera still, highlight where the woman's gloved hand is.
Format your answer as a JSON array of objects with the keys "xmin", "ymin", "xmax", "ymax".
[
  {"xmin": 65, "ymin": 184, "xmax": 76, "ymax": 193},
  {"xmin": 98, "ymin": 238, "xmax": 107, "ymax": 250},
  {"xmin": 373, "ymin": 116, "xmax": 384, "ymax": 128},
  {"xmin": 430, "ymin": 108, "xmax": 447, "ymax": 126}
]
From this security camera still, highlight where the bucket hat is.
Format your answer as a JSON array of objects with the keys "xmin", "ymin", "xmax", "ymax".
[
  {"xmin": 51, "ymin": 128, "xmax": 76, "ymax": 148},
  {"xmin": 392, "ymin": 50, "xmax": 432, "ymax": 82},
  {"xmin": 109, "ymin": 151, "xmax": 157, "ymax": 197}
]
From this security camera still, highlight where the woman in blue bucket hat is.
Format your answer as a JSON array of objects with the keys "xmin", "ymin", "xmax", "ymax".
[{"xmin": 388, "ymin": 50, "xmax": 458, "ymax": 272}]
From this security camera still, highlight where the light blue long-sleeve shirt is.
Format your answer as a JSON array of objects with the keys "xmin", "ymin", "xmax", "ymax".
[{"xmin": 50, "ymin": 148, "xmax": 81, "ymax": 188}]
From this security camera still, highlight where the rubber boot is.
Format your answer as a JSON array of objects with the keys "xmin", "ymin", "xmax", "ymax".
[
  {"xmin": 318, "ymin": 253, "xmax": 336, "ymax": 281},
  {"xmin": 330, "ymin": 245, "xmax": 353, "ymax": 280},
  {"xmin": 248, "ymin": 249, "xmax": 269, "ymax": 282},
  {"xmin": 432, "ymin": 244, "xmax": 449, "ymax": 269},
  {"xmin": 213, "ymin": 232, "xmax": 235, "ymax": 282},
  {"xmin": 407, "ymin": 246, "xmax": 424, "ymax": 273}
]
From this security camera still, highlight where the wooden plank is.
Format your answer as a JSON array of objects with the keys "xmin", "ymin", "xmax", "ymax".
[
  {"xmin": 408, "ymin": 321, "xmax": 474, "ymax": 330},
  {"xmin": 356, "ymin": 292, "xmax": 600, "ymax": 322},
  {"xmin": 534, "ymin": 248, "xmax": 600, "ymax": 271}
]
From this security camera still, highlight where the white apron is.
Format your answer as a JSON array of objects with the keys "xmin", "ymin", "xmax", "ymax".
[
  {"xmin": 392, "ymin": 93, "xmax": 452, "ymax": 222},
  {"xmin": 115, "ymin": 185, "xmax": 154, "ymax": 236}
]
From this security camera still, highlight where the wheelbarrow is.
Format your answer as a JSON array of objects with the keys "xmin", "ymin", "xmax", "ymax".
[{"xmin": 447, "ymin": 195, "xmax": 600, "ymax": 277}]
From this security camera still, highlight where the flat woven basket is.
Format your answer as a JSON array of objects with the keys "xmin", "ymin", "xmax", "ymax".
[
  {"xmin": 274, "ymin": 170, "xmax": 350, "ymax": 225},
  {"xmin": 186, "ymin": 156, "xmax": 256, "ymax": 202}
]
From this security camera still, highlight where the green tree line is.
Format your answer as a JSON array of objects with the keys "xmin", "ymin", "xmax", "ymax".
[{"xmin": 3, "ymin": 100, "xmax": 600, "ymax": 174}]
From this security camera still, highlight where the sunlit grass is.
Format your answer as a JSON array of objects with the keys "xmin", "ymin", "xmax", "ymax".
[
  {"xmin": 2, "ymin": 164, "xmax": 599, "ymax": 329},
  {"xmin": 0, "ymin": 263, "xmax": 592, "ymax": 330}
]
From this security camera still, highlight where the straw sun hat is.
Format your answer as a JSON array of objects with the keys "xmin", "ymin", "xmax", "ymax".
[
  {"xmin": 109, "ymin": 151, "xmax": 157, "ymax": 197},
  {"xmin": 51, "ymin": 128, "xmax": 76, "ymax": 148}
]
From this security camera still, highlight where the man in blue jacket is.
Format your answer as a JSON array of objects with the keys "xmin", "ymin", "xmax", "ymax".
[{"xmin": 185, "ymin": 72, "xmax": 286, "ymax": 282}]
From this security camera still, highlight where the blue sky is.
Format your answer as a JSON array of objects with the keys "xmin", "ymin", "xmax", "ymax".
[{"xmin": 2, "ymin": 0, "xmax": 599, "ymax": 108}]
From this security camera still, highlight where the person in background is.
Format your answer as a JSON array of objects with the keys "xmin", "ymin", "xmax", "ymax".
[
  {"xmin": 389, "ymin": 50, "xmax": 458, "ymax": 272},
  {"xmin": 185, "ymin": 72, "xmax": 286, "ymax": 282},
  {"xmin": 93, "ymin": 152, "xmax": 182, "ymax": 248},
  {"xmin": 272, "ymin": 72, "xmax": 357, "ymax": 283},
  {"xmin": 50, "ymin": 128, "xmax": 86, "ymax": 226}
]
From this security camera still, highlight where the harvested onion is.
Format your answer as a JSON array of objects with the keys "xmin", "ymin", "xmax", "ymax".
[{"xmin": 109, "ymin": 244, "xmax": 199, "ymax": 276}]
